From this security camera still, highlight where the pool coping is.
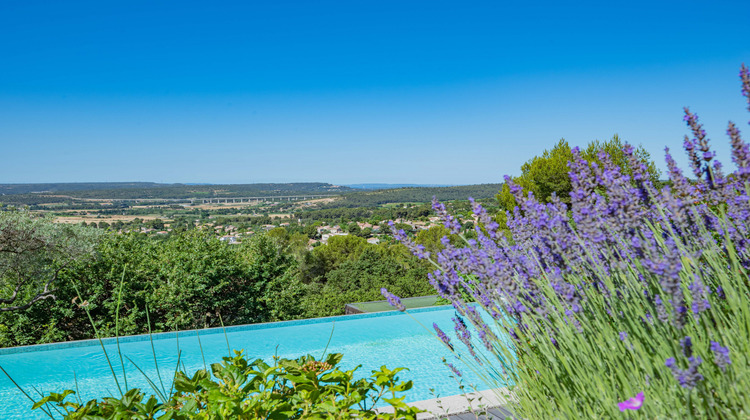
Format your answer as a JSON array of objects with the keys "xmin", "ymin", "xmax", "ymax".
[
  {"xmin": 0, "ymin": 304, "xmax": 453, "ymax": 356},
  {"xmin": 377, "ymin": 387, "xmax": 516, "ymax": 419}
]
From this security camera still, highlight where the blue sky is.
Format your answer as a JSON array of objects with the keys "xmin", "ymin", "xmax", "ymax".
[{"xmin": 1, "ymin": 1, "xmax": 749, "ymax": 184}]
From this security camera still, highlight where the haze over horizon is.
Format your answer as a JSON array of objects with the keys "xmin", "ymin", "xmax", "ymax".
[{"xmin": 2, "ymin": 1, "xmax": 749, "ymax": 185}]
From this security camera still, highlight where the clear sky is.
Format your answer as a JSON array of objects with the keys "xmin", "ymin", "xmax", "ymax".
[{"xmin": 1, "ymin": 0, "xmax": 749, "ymax": 185}]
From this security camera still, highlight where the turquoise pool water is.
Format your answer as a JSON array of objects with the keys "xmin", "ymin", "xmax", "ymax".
[{"xmin": 0, "ymin": 306, "xmax": 506, "ymax": 418}]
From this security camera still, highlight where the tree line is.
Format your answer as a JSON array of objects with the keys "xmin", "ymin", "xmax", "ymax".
[{"xmin": 0, "ymin": 217, "xmax": 435, "ymax": 347}]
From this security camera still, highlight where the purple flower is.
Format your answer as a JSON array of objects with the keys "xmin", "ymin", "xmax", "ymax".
[
  {"xmin": 728, "ymin": 121, "xmax": 750, "ymax": 181},
  {"xmin": 680, "ymin": 336, "xmax": 693, "ymax": 357},
  {"xmin": 453, "ymin": 316, "xmax": 473, "ymax": 349},
  {"xmin": 654, "ymin": 294, "xmax": 669, "ymax": 323},
  {"xmin": 617, "ymin": 392, "xmax": 644, "ymax": 411},
  {"xmin": 388, "ymin": 221, "xmax": 431, "ymax": 260},
  {"xmin": 447, "ymin": 362, "xmax": 462, "ymax": 377},
  {"xmin": 380, "ymin": 288, "xmax": 405, "ymax": 312},
  {"xmin": 478, "ymin": 329, "xmax": 494, "ymax": 352},
  {"xmin": 432, "ymin": 197, "xmax": 462, "ymax": 234},
  {"xmin": 710, "ymin": 341, "xmax": 731, "ymax": 372},
  {"xmin": 741, "ymin": 64, "xmax": 750, "ymax": 113},
  {"xmin": 666, "ymin": 355, "xmax": 703, "ymax": 389},
  {"xmin": 688, "ymin": 278, "xmax": 711, "ymax": 316},
  {"xmin": 509, "ymin": 328, "xmax": 519, "ymax": 342},
  {"xmin": 469, "ymin": 197, "xmax": 500, "ymax": 239},
  {"xmin": 433, "ymin": 323, "xmax": 453, "ymax": 351},
  {"xmin": 385, "ymin": 66, "xmax": 750, "ymax": 401}
]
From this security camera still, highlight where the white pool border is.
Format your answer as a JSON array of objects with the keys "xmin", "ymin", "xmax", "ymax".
[{"xmin": 378, "ymin": 387, "xmax": 515, "ymax": 419}]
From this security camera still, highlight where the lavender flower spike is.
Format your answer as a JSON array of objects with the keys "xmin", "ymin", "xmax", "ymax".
[
  {"xmin": 666, "ymin": 356, "xmax": 704, "ymax": 389},
  {"xmin": 388, "ymin": 221, "xmax": 431, "ymax": 259},
  {"xmin": 741, "ymin": 64, "xmax": 750, "ymax": 113},
  {"xmin": 617, "ymin": 392, "xmax": 645, "ymax": 411},
  {"xmin": 447, "ymin": 362, "xmax": 462, "ymax": 378},
  {"xmin": 380, "ymin": 288, "xmax": 405, "ymax": 312},
  {"xmin": 433, "ymin": 322, "xmax": 454, "ymax": 351},
  {"xmin": 710, "ymin": 341, "xmax": 731, "ymax": 372},
  {"xmin": 727, "ymin": 121, "xmax": 750, "ymax": 181},
  {"xmin": 680, "ymin": 336, "xmax": 693, "ymax": 357}
]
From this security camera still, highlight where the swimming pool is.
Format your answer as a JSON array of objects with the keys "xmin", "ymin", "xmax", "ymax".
[{"xmin": 0, "ymin": 306, "xmax": 508, "ymax": 418}]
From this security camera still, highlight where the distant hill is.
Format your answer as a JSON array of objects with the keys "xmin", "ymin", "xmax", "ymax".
[
  {"xmin": 0, "ymin": 182, "xmax": 167, "ymax": 195},
  {"xmin": 0, "ymin": 182, "xmax": 355, "ymax": 201},
  {"xmin": 345, "ymin": 183, "xmax": 453, "ymax": 190}
]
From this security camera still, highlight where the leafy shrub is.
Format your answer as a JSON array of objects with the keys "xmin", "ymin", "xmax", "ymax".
[
  {"xmin": 32, "ymin": 351, "xmax": 421, "ymax": 419},
  {"xmin": 386, "ymin": 65, "xmax": 750, "ymax": 417},
  {"xmin": 0, "ymin": 231, "xmax": 297, "ymax": 346},
  {"xmin": 300, "ymin": 246, "xmax": 433, "ymax": 318}
]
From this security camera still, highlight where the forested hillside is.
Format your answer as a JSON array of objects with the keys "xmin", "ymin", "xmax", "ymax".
[
  {"xmin": 0, "ymin": 182, "xmax": 352, "ymax": 200},
  {"xmin": 0, "ymin": 182, "xmax": 167, "ymax": 195}
]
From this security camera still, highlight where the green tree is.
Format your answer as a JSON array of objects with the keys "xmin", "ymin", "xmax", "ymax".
[
  {"xmin": 241, "ymin": 234, "xmax": 295, "ymax": 323},
  {"xmin": 261, "ymin": 268, "xmax": 308, "ymax": 321},
  {"xmin": 581, "ymin": 134, "xmax": 660, "ymax": 183},
  {"xmin": 0, "ymin": 211, "xmax": 101, "ymax": 312},
  {"xmin": 301, "ymin": 246, "xmax": 432, "ymax": 318},
  {"xmin": 346, "ymin": 222, "xmax": 361, "ymax": 235},
  {"xmin": 414, "ymin": 225, "xmax": 461, "ymax": 256},
  {"xmin": 266, "ymin": 227, "xmax": 289, "ymax": 245},
  {"xmin": 497, "ymin": 136, "xmax": 660, "ymax": 212},
  {"xmin": 308, "ymin": 235, "xmax": 368, "ymax": 277}
]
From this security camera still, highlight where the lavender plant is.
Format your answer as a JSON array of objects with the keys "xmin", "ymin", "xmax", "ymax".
[{"xmin": 385, "ymin": 65, "xmax": 750, "ymax": 418}]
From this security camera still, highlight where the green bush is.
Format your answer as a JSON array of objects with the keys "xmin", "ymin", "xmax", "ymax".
[
  {"xmin": 32, "ymin": 351, "xmax": 421, "ymax": 419},
  {"xmin": 0, "ymin": 231, "xmax": 293, "ymax": 347}
]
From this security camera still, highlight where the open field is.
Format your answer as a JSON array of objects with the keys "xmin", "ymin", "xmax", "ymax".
[{"xmin": 53, "ymin": 215, "xmax": 169, "ymax": 224}]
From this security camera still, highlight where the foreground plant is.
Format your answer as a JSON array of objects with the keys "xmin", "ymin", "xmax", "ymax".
[
  {"xmin": 386, "ymin": 65, "xmax": 750, "ymax": 418},
  {"xmin": 31, "ymin": 351, "xmax": 421, "ymax": 419}
]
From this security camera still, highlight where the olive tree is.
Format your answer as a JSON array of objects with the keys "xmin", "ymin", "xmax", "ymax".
[{"xmin": 0, "ymin": 211, "xmax": 101, "ymax": 311}]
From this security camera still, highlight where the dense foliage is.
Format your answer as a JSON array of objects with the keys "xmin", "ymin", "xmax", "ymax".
[
  {"xmin": 0, "ymin": 211, "xmax": 101, "ymax": 312},
  {"xmin": 0, "ymin": 228, "xmax": 433, "ymax": 347},
  {"xmin": 0, "ymin": 182, "xmax": 352, "ymax": 200},
  {"xmin": 31, "ymin": 351, "xmax": 421, "ymax": 419},
  {"xmin": 387, "ymin": 65, "xmax": 750, "ymax": 418},
  {"xmin": 0, "ymin": 182, "xmax": 167, "ymax": 195}
]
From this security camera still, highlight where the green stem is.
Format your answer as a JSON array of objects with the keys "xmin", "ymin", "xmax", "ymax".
[{"xmin": 71, "ymin": 280, "xmax": 123, "ymax": 397}]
